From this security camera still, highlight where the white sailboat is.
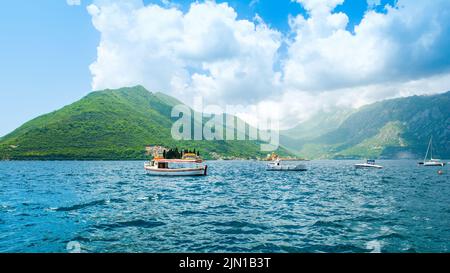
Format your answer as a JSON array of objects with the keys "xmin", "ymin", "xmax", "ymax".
[{"xmin": 421, "ymin": 137, "xmax": 445, "ymax": 167}]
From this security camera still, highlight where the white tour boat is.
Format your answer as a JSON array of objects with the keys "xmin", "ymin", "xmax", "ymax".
[
  {"xmin": 420, "ymin": 137, "xmax": 445, "ymax": 167},
  {"xmin": 354, "ymin": 159, "xmax": 383, "ymax": 169},
  {"xmin": 267, "ymin": 159, "xmax": 307, "ymax": 171},
  {"xmin": 145, "ymin": 153, "xmax": 207, "ymax": 176}
]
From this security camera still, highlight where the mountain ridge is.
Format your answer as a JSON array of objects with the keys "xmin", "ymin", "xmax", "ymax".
[
  {"xmin": 1, "ymin": 87, "xmax": 449, "ymax": 160},
  {"xmin": 280, "ymin": 91, "xmax": 450, "ymax": 159},
  {"xmin": 0, "ymin": 86, "xmax": 289, "ymax": 160}
]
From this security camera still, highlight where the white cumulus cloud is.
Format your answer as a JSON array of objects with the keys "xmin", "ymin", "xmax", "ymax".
[
  {"xmin": 88, "ymin": 0, "xmax": 281, "ymax": 106},
  {"xmin": 284, "ymin": 0, "xmax": 450, "ymax": 93}
]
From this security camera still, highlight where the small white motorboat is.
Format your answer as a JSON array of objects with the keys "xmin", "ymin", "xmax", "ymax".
[
  {"xmin": 144, "ymin": 153, "xmax": 207, "ymax": 176},
  {"xmin": 354, "ymin": 159, "xmax": 383, "ymax": 169},
  {"xmin": 420, "ymin": 137, "xmax": 445, "ymax": 167},
  {"xmin": 267, "ymin": 159, "xmax": 307, "ymax": 171}
]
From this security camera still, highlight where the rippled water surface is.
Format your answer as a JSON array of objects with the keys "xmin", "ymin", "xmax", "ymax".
[{"xmin": 0, "ymin": 160, "xmax": 449, "ymax": 253}]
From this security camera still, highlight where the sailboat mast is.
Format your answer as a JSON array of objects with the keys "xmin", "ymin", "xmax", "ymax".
[
  {"xmin": 430, "ymin": 137, "xmax": 433, "ymax": 160},
  {"xmin": 424, "ymin": 137, "xmax": 432, "ymax": 161}
]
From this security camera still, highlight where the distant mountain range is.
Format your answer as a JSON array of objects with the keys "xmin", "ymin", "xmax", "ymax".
[
  {"xmin": 280, "ymin": 91, "xmax": 450, "ymax": 159},
  {"xmin": 1, "ymin": 86, "xmax": 449, "ymax": 160},
  {"xmin": 0, "ymin": 86, "xmax": 289, "ymax": 160}
]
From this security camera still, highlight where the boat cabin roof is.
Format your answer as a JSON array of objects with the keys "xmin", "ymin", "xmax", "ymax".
[{"xmin": 153, "ymin": 158, "xmax": 203, "ymax": 163}]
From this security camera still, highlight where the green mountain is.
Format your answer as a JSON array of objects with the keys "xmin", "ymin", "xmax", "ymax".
[
  {"xmin": 0, "ymin": 86, "xmax": 289, "ymax": 160},
  {"xmin": 283, "ymin": 108, "xmax": 354, "ymax": 141},
  {"xmin": 281, "ymin": 91, "xmax": 450, "ymax": 159},
  {"xmin": 280, "ymin": 108, "xmax": 353, "ymax": 153},
  {"xmin": 2, "ymin": 86, "xmax": 448, "ymax": 160}
]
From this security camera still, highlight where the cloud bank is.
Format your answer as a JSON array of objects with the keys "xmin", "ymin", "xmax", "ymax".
[{"xmin": 87, "ymin": 0, "xmax": 450, "ymax": 128}]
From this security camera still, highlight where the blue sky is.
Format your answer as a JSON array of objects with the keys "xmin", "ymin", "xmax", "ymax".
[
  {"xmin": 0, "ymin": 1, "xmax": 98, "ymax": 136},
  {"xmin": 2, "ymin": 0, "xmax": 449, "ymax": 135}
]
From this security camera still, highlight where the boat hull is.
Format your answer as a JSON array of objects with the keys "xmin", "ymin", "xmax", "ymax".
[
  {"xmin": 354, "ymin": 164, "xmax": 383, "ymax": 169},
  {"xmin": 145, "ymin": 166, "xmax": 207, "ymax": 176},
  {"xmin": 423, "ymin": 162, "xmax": 445, "ymax": 167}
]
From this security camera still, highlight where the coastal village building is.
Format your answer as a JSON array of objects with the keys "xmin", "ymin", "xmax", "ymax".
[{"xmin": 145, "ymin": 145, "xmax": 169, "ymax": 158}]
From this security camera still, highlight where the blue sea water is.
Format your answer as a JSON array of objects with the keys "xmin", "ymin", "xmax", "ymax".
[{"xmin": 0, "ymin": 160, "xmax": 449, "ymax": 253}]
